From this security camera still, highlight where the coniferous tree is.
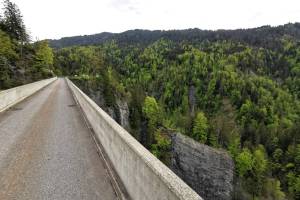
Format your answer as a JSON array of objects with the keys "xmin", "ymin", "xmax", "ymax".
[
  {"xmin": 142, "ymin": 96, "xmax": 162, "ymax": 147},
  {"xmin": 192, "ymin": 112, "xmax": 209, "ymax": 143},
  {"xmin": 2, "ymin": 0, "xmax": 28, "ymax": 42}
]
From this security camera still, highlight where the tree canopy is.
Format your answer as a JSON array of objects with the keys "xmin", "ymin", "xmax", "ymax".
[{"xmin": 0, "ymin": 0, "xmax": 54, "ymax": 89}]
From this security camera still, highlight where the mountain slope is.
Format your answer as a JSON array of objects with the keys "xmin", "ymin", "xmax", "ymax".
[{"xmin": 49, "ymin": 23, "xmax": 300, "ymax": 50}]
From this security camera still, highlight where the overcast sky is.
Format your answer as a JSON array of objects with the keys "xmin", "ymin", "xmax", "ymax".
[{"xmin": 3, "ymin": 0, "xmax": 300, "ymax": 40}]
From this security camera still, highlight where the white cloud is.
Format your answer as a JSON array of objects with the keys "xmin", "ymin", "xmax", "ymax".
[{"xmin": 3, "ymin": 0, "xmax": 300, "ymax": 40}]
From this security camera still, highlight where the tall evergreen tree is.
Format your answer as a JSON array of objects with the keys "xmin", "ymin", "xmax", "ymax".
[
  {"xmin": 2, "ymin": 0, "xmax": 28, "ymax": 42},
  {"xmin": 192, "ymin": 112, "xmax": 209, "ymax": 143}
]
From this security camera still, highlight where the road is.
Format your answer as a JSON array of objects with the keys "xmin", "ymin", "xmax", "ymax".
[{"xmin": 0, "ymin": 78, "xmax": 118, "ymax": 200}]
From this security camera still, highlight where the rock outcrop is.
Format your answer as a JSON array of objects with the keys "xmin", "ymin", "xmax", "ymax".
[
  {"xmin": 116, "ymin": 99, "xmax": 130, "ymax": 130},
  {"xmin": 171, "ymin": 133, "xmax": 234, "ymax": 200}
]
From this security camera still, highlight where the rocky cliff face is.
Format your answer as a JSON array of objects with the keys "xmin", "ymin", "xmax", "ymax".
[
  {"xmin": 72, "ymin": 80, "xmax": 131, "ymax": 131},
  {"xmin": 92, "ymin": 94, "xmax": 130, "ymax": 131},
  {"xmin": 116, "ymin": 99, "xmax": 130, "ymax": 130},
  {"xmin": 171, "ymin": 133, "xmax": 234, "ymax": 200}
]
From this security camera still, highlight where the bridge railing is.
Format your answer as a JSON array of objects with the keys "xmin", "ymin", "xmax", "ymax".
[
  {"xmin": 66, "ymin": 78, "xmax": 202, "ymax": 200},
  {"xmin": 0, "ymin": 77, "xmax": 57, "ymax": 112}
]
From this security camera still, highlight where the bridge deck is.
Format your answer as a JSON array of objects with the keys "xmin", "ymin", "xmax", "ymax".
[{"xmin": 0, "ymin": 78, "xmax": 118, "ymax": 200}]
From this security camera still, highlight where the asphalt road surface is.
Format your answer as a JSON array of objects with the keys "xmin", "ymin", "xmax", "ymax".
[{"xmin": 0, "ymin": 78, "xmax": 118, "ymax": 200}]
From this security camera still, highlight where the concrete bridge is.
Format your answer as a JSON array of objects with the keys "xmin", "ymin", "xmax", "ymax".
[{"xmin": 0, "ymin": 78, "xmax": 202, "ymax": 200}]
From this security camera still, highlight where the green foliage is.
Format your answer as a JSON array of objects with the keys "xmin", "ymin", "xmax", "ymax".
[
  {"xmin": 1, "ymin": 0, "xmax": 28, "ymax": 42},
  {"xmin": 228, "ymin": 134, "xmax": 241, "ymax": 159},
  {"xmin": 236, "ymin": 148, "xmax": 254, "ymax": 177},
  {"xmin": 0, "ymin": 30, "xmax": 15, "ymax": 88},
  {"xmin": 208, "ymin": 131, "xmax": 218, "ymax": 147},
  {"xmin": 151, "ymin": 129, "xmax": 171, "ymax": 164},
  {"xmin": 49, "ymin": 23, "xmax": 300, "ymax": 51},
  {"xmin": 142, "ymin": 96, "xmax": 163, "ymax": 147},
  {"xmin": 30, "ymin": 40, "xmax": 54, "ymax": 79},
  {"xmin": 264, "ymin": 178, "xmax": 286, "ymax": 200},
  {"xmin": 253, "ymin": 146, "xmax": 267, "ymax": 176},
  {"xmin": 142, "ymin": 96, "xmax": 162, "ymax": 125},
  {"xmin": 0, "ymin": 1, "xmax": 54, "ymax": 90},
  {"xmin": 287, "ymin": 173, "xmax": 300, "ymax": 199},
  {"xmin": 192, "ymin": 112, "xmax": 208, "ymax": 143},
  {"xmin": 0, "ymin": 30, "xmax": 16, "ymax": 58},
  {"xmin": 128, "ymin": 86, "xmax": 144, "ymax": 140},
  {"xmin": 34, "ymin": 41, "xmax": 54, "ymax": 66},
  {"xmin": 0, "ymin": 55, "xmax": 11, "ymax": 88},
  {"xmin": 251, "ymin": 146, "xmax": 268, "ymax": 196},
  {"xmin": 53, "ymin": 46, "xmax": 104, "ymax": 76}
]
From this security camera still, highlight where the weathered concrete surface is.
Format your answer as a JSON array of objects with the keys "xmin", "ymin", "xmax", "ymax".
[
  {"xmin": 171, "ymin": 133, "xmax": 234, "ymax": 200},
  {"xmin": 67, "ymin": 78, "xmax": 202, "ymax": 200},
  {"xmin": 0, "ymin": 77, "xmax": 57, "ymax": 112},
  {"xmin": 0, "ymin": 78, "xmax": 118, "ymax": 200}
]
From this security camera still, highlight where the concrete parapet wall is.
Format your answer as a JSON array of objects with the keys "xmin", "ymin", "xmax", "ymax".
[
  {"xmin": 66, "ymin": 78, "xmax": 202, "ymax": 200},
  {"xmin": 0, "ymin": 77, "xmax": 57, "ymax": 112}
]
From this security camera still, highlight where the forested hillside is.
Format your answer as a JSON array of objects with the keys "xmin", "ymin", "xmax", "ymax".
[
  {"xmin": 54, "ymin": 24, "xmax": 300, "ymax": 199},
  {"xmin": 0, "ymin": 0, "xmax": 54, "ymax": 90},
  {"xmin": 49, "ymin": 23, "xmax": 300, "ymax": 50}
]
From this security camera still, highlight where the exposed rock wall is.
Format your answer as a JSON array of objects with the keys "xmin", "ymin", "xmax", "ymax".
[
  {"xmin": 171, "ymin": 133, "xmax": 234, "ymax": 200},
  {"xmin": 89, "ymin": 92, "xmax": 130, "ymax": 131},
  {"xmin": 71, "ymin": 80, "xmax": 130, "ymax": 131},
  {"xmin": 116, "ymin": 99, "xmax": 130, "ymax": 130}
]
